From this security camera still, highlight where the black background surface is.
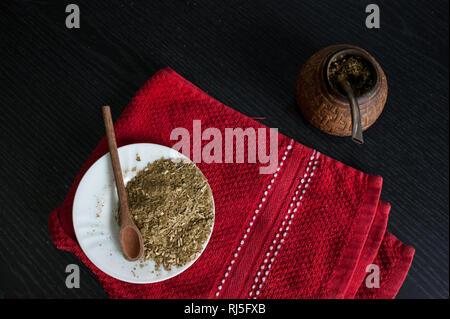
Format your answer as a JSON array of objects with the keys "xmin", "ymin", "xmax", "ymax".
[{"xmin": 0, "ymin": 0, "xmax": 448, "ymax": 298}]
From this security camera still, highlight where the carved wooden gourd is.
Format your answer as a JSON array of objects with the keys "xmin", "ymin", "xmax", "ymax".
[{"xmin": 296, "ymin": 44, "xmax": 388, "ymax": 137}]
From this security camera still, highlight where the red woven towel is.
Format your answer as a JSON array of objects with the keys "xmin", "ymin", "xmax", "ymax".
[{"xmin": 48, "ymin": 68, "xmax": 414, "ymax": 299}]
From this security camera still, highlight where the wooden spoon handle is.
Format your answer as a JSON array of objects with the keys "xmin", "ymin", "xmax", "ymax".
[{"xmin": 102, "ymin": 106, "xmax": 131, "ymax": 225}]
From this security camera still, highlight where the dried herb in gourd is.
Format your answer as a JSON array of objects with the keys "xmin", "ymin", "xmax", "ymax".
[{"xmin": 329, "ymin": 55, "xmax": 375, "ymax": 97}]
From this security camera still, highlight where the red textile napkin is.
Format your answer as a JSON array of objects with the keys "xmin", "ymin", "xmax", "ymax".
[{"xmin": 48, "ymin": 68, "xmax": 414, "ymax": 299}]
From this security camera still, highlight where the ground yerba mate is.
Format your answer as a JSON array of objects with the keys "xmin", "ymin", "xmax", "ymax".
[
  {"xmin": 328, "ymin": 55, "xmax": 375, "ymax": 97},
  {"xmin": 121, "ymin": 158, "xmax": 214, "ymax": 271}
]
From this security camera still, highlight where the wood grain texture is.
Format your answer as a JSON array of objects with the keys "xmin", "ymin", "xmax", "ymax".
[{"xmin": 0, "ymin": 0, "xmax": 448, "ymax": 298}]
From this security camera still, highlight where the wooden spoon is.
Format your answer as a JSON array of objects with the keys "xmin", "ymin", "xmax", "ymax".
[{"xmin": 102, "ymin": 106, "xmax": 144, "ymax": 261}]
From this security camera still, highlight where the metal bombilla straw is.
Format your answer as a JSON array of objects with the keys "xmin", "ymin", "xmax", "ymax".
[{"xmin": 338, "ymin": 76, "xmax": 364, "ymax": 144}]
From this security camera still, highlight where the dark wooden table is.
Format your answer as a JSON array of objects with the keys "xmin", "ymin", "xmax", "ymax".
[{"xmin": 0, "ymin": 0, "xmax": 448, "ymax": 298}]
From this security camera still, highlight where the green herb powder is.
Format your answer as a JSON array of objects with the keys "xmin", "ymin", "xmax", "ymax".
[{"xmin": 123, "ymin": 158, "xmax": 214, "ymax": 271}]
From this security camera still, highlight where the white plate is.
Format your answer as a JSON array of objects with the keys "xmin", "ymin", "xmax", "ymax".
[{"xmin": 73, "ymin": 143, "xmax": 214, "ymax": 284}]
